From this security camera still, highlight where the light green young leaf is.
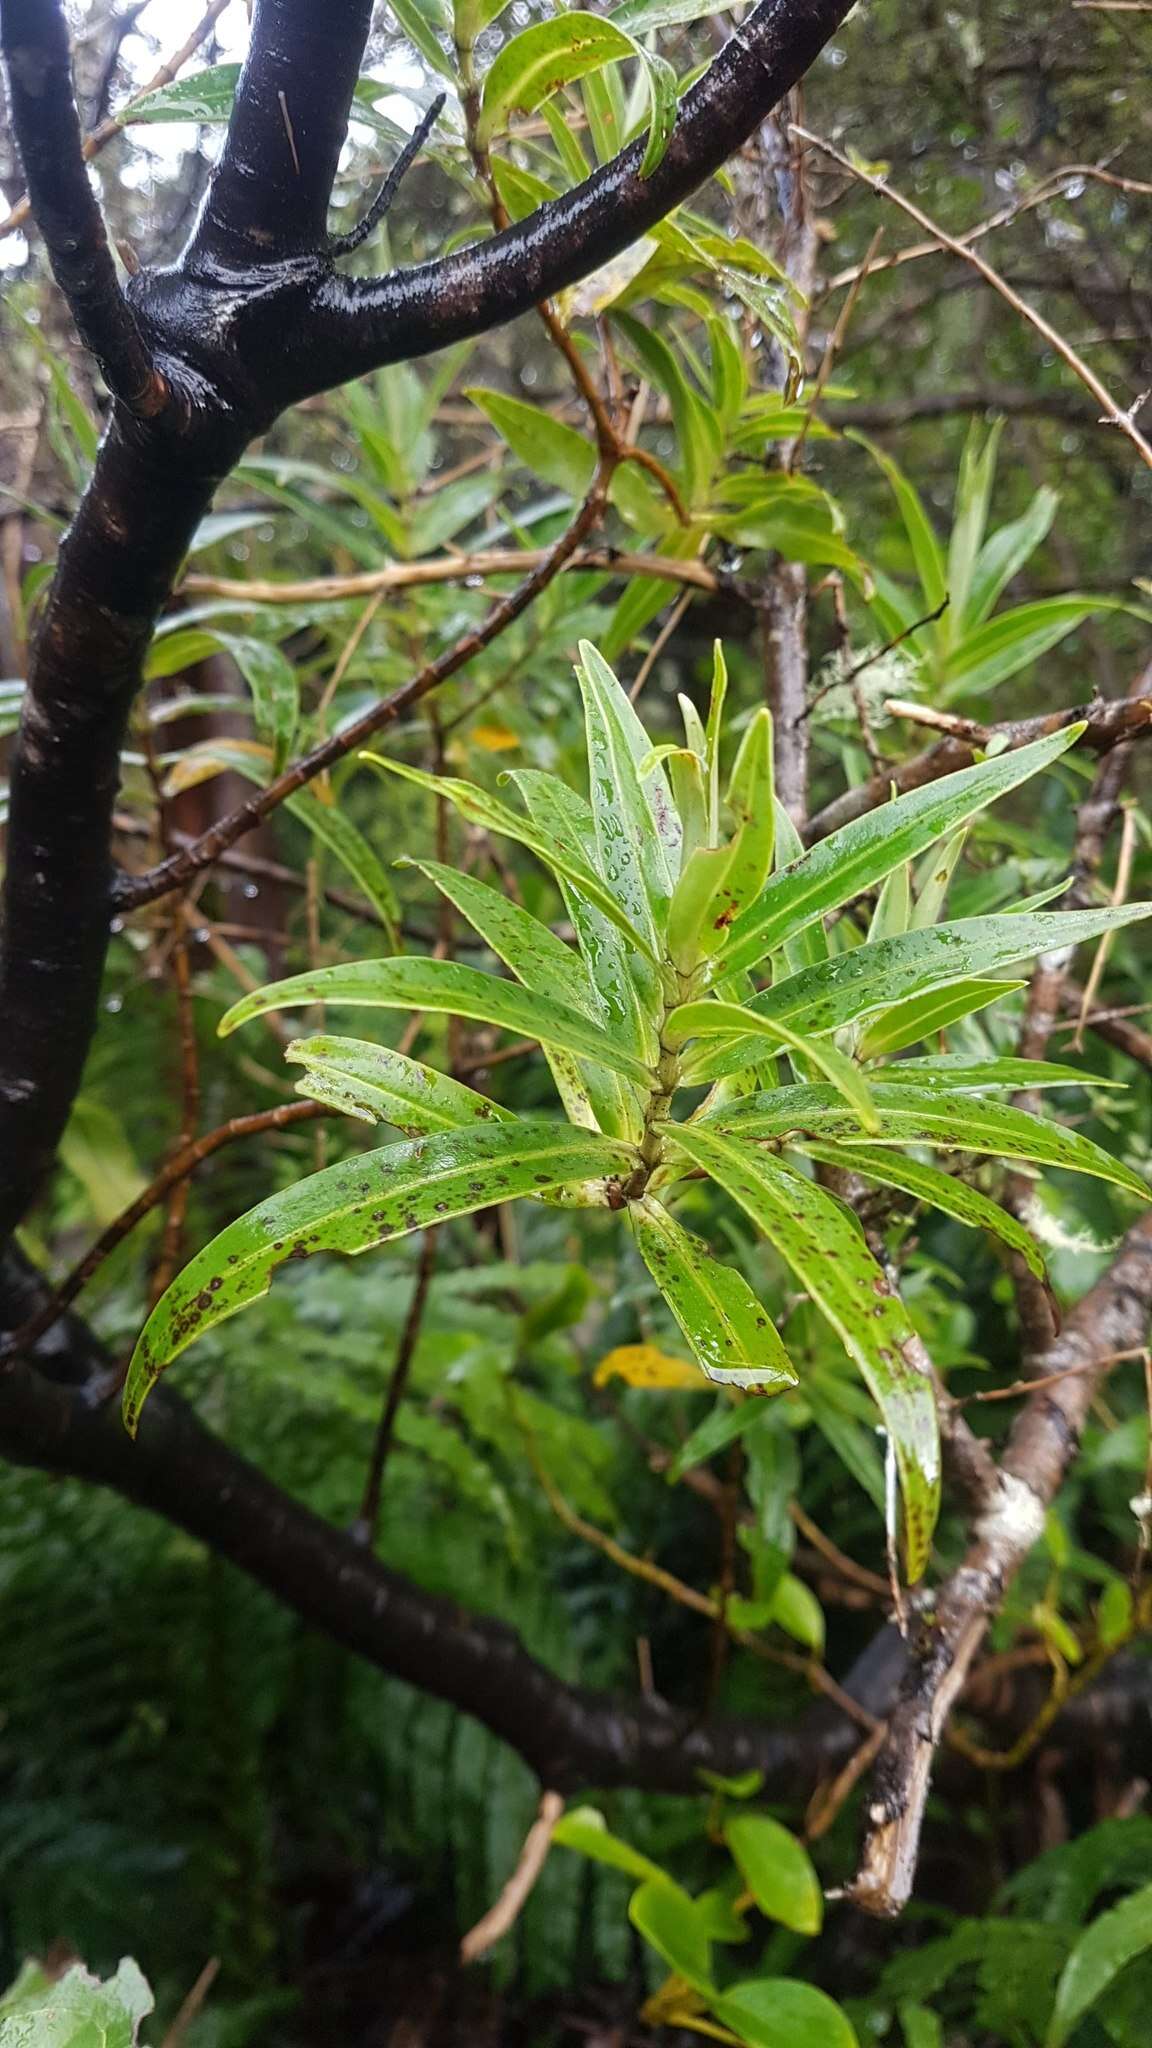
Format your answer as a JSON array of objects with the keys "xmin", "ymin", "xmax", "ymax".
[
  {"xmin": 670, "ymin": 998, "xmax": 879, "ymax": 1130},
  {"xmin": 389, "ymin": 0, "xmax": 456, "ymax": 76},
  {"xmin": 801, "ymin": 1141, "xmax": 1048, "ymax": 1281},
  {"xmin": 1047, "ymin": 1881, "xmax": 1152, "ymax": 2046},
  {"xmin": 629, "ymin": 1878, "xmax": 716, "ymax": 1994},
  {"xmin": 944, "ymin": 597, "xmax": 1121, "ymax": 696},
  {"xmin": 857, "ymin": 979, "xmax": 1023, "ymax": 1059},
  {"xmin": 360, "ymin": 752, "xmax": 658, "ymax": 958},
  {"xmin": 123, "ymin": 1122, "xmax": 636, "ymax": 1432},
  {"xmin": 771, "ymin": 1570, "xmax": 825, "ymax": 1654},
  {"xmin": 723, "ymin": 724, "xmax": 1082, "ymax": 978},
  {"xmin": 659, "ymin": 1124, "xmax": 940, "ymax": 1579},
  {"xmin": 967, "ymin": 484, "xmax": 1059, "ymax": 628},
  {"xmin": 0, "ymin": 1957, "xmax": 154, "ymax": 2048},
  {"xmin": 123, "ymin": 63, "xmax": 239, "ymax": 123},
  {"xmin": 465, "ymin": 387, "xmax": 595, "ymax": 498},
  {"xmin": 947, "ymin": 420, "xmax": 1003, "ymax": 634},
  {"xmin": 724, "ymin": 1814, "xmax": 823, "ymax": 1934},
  {"xmin": 218, "ymin": 957, "xmax": 654, "ymax": 1088},
  {"xmin": 714, "ymin": 1977, "xmax": 860, "ymax": 2048},
  {"xmin": 577, "ymin": 639, "xmax": 680, "ymax": 936},
  {"xmin": 511, "ymin": 768, "xmax": 655, "ymax": 1069},
  {"xmin": 552, "ymin": 1807, "xmax": 670, "ymax": 1886},
  {"xmin": 631, "ymin": 1195, "xmax": 796, "ymax": 1389},
  {"xmin": 910, "ymin": 827, "xmax": 967, "ymax": 930},
  {"xmin": 285, "ymin": 1034, "xmax": 516, "ymax": 1133}
]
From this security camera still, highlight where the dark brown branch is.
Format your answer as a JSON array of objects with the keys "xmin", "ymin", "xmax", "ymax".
[
  {"xmin": 0, "ymin": 0, "xmax": 165, "ymax": 416},
  {"xmin": 0, "ymin": 1244, "xmax": 899, "ymax": 1797}
]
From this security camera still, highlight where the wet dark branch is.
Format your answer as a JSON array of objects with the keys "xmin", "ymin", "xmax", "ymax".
[
  {"xmin": 0, "ymin": 413, "xmax": 237, "ymax": 1241},
  {"xmin": 299, "ymin": 0, "xmax": 857, "ymax": 387},
  {"xmin": 0, "ymin": 1245, "xmax": 894, "ymax": 1797},
  {"xmin": 189, "ymin": 0, "xmax": 374, "ymax": 267},
  {"xmin": 850, "ymin": 1210, "xmax": 1152, "ymax": 1917},
  {"xmin": 0, "ymin": 0, "xmax": 164, "ymax": 416}
]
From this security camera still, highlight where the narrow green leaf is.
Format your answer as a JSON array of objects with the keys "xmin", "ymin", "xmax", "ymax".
[
  {"xmin": 703, "ymin": 907, "xmax": 1152, "ymax": 1079},
  {"xmin": 947, "ymin": 421, "xmax": 1003, "ymax": 634},
  {"xmin": 665, "ymin": 1397, "xmax": 763, "ymax": 1482},
  {"xmin": 405, "ymin": 857, "xmax": 623, "ymax": 1134},
  {"xmin": 285, "ymin": 1034, "xmax": 516, "ymax": 1133},
  {"xmin": 123, "ymin": 1123, "xmax": 635, "ymax": 1431},
  {"xmin": 944, "ymin": 598, "xmax": 1118, "ymax": 697},
  {"xmin": 720, "ymin": 1082, "xmax": 1149, "ymax": 1201},
  {"xmin": 466, "ymin": 386, "xmax": 595, "ymax": 498},
  {"xmin": 123, "ymin": 64, "xmax": 239, "ymax": 123},
  {"xmin": 723, "ymin": 725, "xmax": 1083, "ymax": 979},
  {"xmin": 801, "ymin": 1141, "xmax": 1048, "ymax": 1281},
  {"xmin": 852, "ymin": 433, "xmax": 947, "ymax": 612},
  {"xmin": 360, "ymin": 752, "xmax": 658, "ymax": 958},
  {"xmin": 1047, "ymin": 1881, "xmax": 1152, "ymax": 2046},
  {"xmin": 714, "ymin": 1978, "xmax": 860, "ymax": 2048},
  {"xmin": 218, "ymin": 957, "xmax": 654, "ymax": 1087},
  {"xmin": 478, "ymin": 13, "xmax": 677, "ymax": 174},
  {"xmin": 287, "ymin": 793, "xmax": 400, "ymax": 943},
  {"xmin": 967, "ymin": 484, "xmax": 1058, "ymax": 628},
  {"xmin": 660, "ymin": 1124, "xmax": 940, "ymax": 1579},
  {"xmin": 724, "ymin": 1815, "xmax": 823, "ymax": 1934},
  {"xmin": 671, "ymin": 1000, "xmax": 879, "ymax": 1130},
  {"xmin": 631, "ymin": 1194, "xmax": 796, "ymax": 1390},
  {"xmin": 512, "ymin": 768, "xmax": 655, "ymax": 1069},
  {"xmin": 877, "ymin": 1055, "xmax": 1120, "ymax": 1092},
  {"xmin": 577, "ymin": 638, "xmax": 680, "ymax": 937},
  {"xmin": 856, "ymin": 978, "xmax": 1020, "ymax": 1059},
  {"xmin": 217, "ymin": 634, "xmax": 298, "ymax": 773}
]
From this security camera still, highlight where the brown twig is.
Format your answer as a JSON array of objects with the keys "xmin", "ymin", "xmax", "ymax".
[
  {"xmin": 459, "ymin": 1790, "xmax": 565, "ymax": 1963},
  {"xmin": 351, "ymin": 1227, "xmax": 439, "ymax": 1547},
  {"xmin": 183, "ymin": 547, "xmax": 730, "ymax": 608},
  {"xmin": 0, "ymin": 1098, "xmax": 332, "ymax": 1359}
]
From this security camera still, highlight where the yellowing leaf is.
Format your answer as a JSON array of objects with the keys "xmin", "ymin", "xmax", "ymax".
[{"xmin": 594, "ymin": 1343, "xmax": 703, "ymax": 1390}]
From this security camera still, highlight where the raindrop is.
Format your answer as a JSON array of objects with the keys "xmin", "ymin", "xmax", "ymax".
[
  {"xmin": 243, "ymin": 883, "xmax": 260, "ymax": 900},
  {"xmin": 106, "ymin": 994, "xmax": 123, "ymax": 1014}
]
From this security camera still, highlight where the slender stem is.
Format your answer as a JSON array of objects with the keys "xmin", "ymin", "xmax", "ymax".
[{"xmin": 352, "ymin": 1229, "xmax": 439, "ymax": 1548}]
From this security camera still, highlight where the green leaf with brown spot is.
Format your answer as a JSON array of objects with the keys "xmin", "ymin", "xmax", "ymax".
[
  {"xmin": 659, "ymin": 1122, "xmax": 940, "ymax": 1579},
  {"xmin": 631, "ymin": 1194, "xmax": 796, "ymax": 1390},
  {"xmin": 123, "ymin": 1122, "xmax": 636, "ymax": 1434}
]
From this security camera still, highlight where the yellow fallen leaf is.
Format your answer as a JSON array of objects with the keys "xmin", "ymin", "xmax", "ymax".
[
  {"xmin": 593, "ymin": 1343, "xmax": 703, "ymax": 1391},
  {"xmin": 471, "ymin": 722, "xmax": 520, "ymax": 753}
]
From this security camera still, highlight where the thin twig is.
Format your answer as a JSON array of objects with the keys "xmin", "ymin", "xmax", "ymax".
[
  {"xmin": 793, "ymin": 125, "xmax": 1152, "ymax": 472},
  {"xmin": 351, "ymin": 1228, "xmax": 439, "ymax": 1547},
  {"xmin": 330, "ymin": 94, "xmax": 445, "ymax": 258},
  {"xmin": 183, "ymin": 547, "xmax": 730, "ymax": 608},
  {"xmin": 459, "ymin": 1791, "xmax": 565, "ymax": 1963},
  {"xmin": 801, "ymin": 597, "xmax": 949, "ymax": 720}
]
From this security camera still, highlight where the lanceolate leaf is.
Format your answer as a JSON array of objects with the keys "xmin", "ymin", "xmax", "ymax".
[
  {"xmin": 476, "ymin": 13, "xmax": 678, "ymax": 177},
  {"xmin": 717, "ymin": 1084, "xmax": 1148, "ymax": 1200},
  {"xmin": 512, "ymin": 768, "xmax": 656, "ymax": 1071},
  {"xmin": 287, "ymin": 793, "xmax": 400, "ymax": 944},
  {"xmin": 722, "ymin": 726, "xmax": 1082, "ymax": 979},
  {"xmin": 801, "ymin": 1142, "xmax": 1048, "ymax": 1281},
  {"xmin": 856, "ymin": 979, "xmax": 1023, "ymax": 1060},
  {"xmin": 360, "ymin": 753, "xmax": 658, "ymax": 958},
  {"xmin": 876, "ymin": 1056, "xmax": 1121, "ymax": 1093},
  {"xmin": 668, "ymin": 999, "xmax": 879, "ymax": 1130},
  {"xmin": 1047, "ymin": 1881, "xmax": 1152, "ymax": 2047},
  {"xmin": 631, "ymin": 1194, "xmax": 796, "ymax": 1390},
  {"xmin": 285, "ymin": 1034, "xmax": 516, "ymax": 1133},
  {"xmin": 404, "ymin": 858, "xmax": 627, "ymax": 1135},
  {"xmin": 577, "ymin": 639, "xmax": 680, "ymax": 940},
  {"xmin": 698, "ymin": 907, "xmax": 1152, "ymax": 1079},
  {"xmin": 465, "ymin": 387, "xmax": 595, "ymax": 498},
  {"xmin": 660, "ymin": 1123, "xmax": 940, "ymax": 1579},
  {"xmin": 123, "ymin": 1123, "xmax": 637, "ymax": 1432},
  {"xmin": 218, "ymin": 958, "xmax": 654, "ymax": 1088}
]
